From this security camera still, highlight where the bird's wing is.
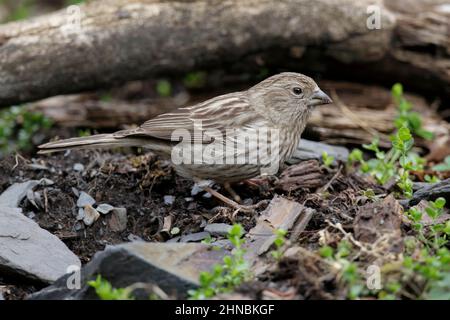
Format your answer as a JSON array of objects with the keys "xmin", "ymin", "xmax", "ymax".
[{"xmin": 114, "ymin": 92, "xmax": 264, "ymax": 144}]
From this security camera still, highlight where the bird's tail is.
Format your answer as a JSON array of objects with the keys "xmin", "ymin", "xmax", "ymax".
[{"xmin": 38, "ymin": 134, "xmax": 146, "ymax": 154}]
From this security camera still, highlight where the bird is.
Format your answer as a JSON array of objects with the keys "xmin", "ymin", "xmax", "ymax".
[{"xmin": 39, "ymin": 72, "xmax": 332, "ymax": 212}]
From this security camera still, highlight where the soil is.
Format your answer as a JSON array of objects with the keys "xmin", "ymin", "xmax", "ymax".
[{"xmin": 0, "ymin": 132, "xmax": 384, "ymax": 299}]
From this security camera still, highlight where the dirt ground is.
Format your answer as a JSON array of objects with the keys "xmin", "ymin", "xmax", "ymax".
[{"xmin": 0, "ymin": 129, "xmax": 387, "ymax": 300}]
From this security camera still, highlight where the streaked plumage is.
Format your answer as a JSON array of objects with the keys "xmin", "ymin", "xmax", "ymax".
[{"xmin": 39, "ymin": 72, "xmax": 332, "ymax": 185}]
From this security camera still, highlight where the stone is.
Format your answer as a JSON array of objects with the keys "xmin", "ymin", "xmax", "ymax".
[
  {"xmin": 108, "ymin": 208, "xmax": 128, "ymax": 232},
  {"xmin": 76, "ymin": 208, "xmax": 85, "ymax": 221},
  {"xmin": 83, "ymin": 205, "xmax": 100, "ymax": 226},
  {"xmin": 29, "ymin": 242, "xmax": 226, "ymax": 299},
  {"xmin": 289, "ymin": 139, "xmax": 349, "ymax": 164},
  {"xmin": 0, "ymin": 206, "xmax": 80, "ymax": 283},
  {"xmin": 76, "ymin": 192, "xmax": 95, "ymax": 208},
  {"xmin": 163, "ymin": 195, "xmax": 175, "ymax": 205},
  {"xmin": 73, "ymin": 163, "xmax": 84, "ymax": 172},
  {"xmin": 0, "ymin": 180, "xmax": 40, "ymax": 208},
  {"xmin": 96, "ymin": 203, "xmax": 114, "ymax": 215},
  {"xmin": 127, "ymin": 234, "xmax": 144, "ymax": 242},
  {"xmin": 204, "ymin": 223, "xmax": 232, "ymax": 237},
  {"xmin": 180, "ymin": 231, "xmax": 210, "ymax": 243}
]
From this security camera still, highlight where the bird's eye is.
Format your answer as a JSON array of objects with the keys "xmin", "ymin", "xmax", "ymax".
[{"xmin": 292, "ymin": 87, "xmax": 303, "ymax": 95}]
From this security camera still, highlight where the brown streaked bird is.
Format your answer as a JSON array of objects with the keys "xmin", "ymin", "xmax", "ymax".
[{"xmin": 39, "ymin": 72, "xmax": 332, "ymax": 212}]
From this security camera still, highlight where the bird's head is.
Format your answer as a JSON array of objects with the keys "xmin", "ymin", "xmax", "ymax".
[{"xmin": 248, "ymin": 72, "xmax": 332, "ymax": 125}]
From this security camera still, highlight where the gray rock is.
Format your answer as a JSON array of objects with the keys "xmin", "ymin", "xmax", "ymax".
[
  {"xmin": 407, "ymin": 178, "xmax": 450, "ymax": 208},
  {"xmin": 76, "ymin": 208, "xmax": 85, "ymax": 221},
  {"xmin": 108, "ymin": 208, "xmax": 128, "ymax": 232},
  {"xmin": 211, "ymin": 239, "xmax": 233, "ymax": 249},
  {"xmin": 73, "ymin": 163, "xmax": 85, "ymax": 172},
  {"xmin": 289, "ymin": 139, "xmax": 349, "ymax": 164},
  {"xmin": 127, "ymin": 234, "xmax": 144, "ymax": 242},
  {"xmin": 39, "ymin": 178, "xmax": 54, "ymax": 186},
  {"xmin": 29, "ymin": 242, "xmax": 226, "ymax": 299},
  {"xmin": 180, "ymin": 231, "xmax": 210, "ymax": 243},
  {"xmin": 26, "ymin": 212, "xmax": 36, "ymax": 219},
  {"xmin": 76, "ymin": 192, "xmax": 96, "ymax": 208},
  {"xmin": 83, "ymin": 205, "xmax": 100, "ymax": 226},
  {"xmin": 163, "ymin": 195, "xmax": 175, "ymax": 205},
  {"xmin": 0, "ymin": 206, "xmax": 80, "ymax": 283},
  {"xmin": 96, "ymin": 203, "xmax": 114, "ymax": 215},
  {"xmin": 0, "ymin": 180, "xmax": 40, "ymax": 208},
  {"xmin": 204, "ymin": 223, "xmax": 232, "ymax": 236},
  {"xmin": 190, "ymin": 184, "xmax": 203, "ymax": 196}
]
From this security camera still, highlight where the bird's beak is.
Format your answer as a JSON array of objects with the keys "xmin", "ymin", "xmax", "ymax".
[{"xmin": 309, "ymin": 89, "xmax": 333, "ymax": 106}]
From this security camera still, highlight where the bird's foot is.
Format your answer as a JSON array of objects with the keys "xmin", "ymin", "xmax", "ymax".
[
  {"xmin": 203, "ymin": 186, "xmax": 258, "ymax": 214},
  {"xmin": 203, "ymin": 186, "xmax": 269, "ymax": 215}
]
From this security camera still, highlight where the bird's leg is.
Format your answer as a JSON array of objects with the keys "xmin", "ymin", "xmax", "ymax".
[
  {"xmin": 203, "ymin": 186, "xmax": 258, "ymax": 214},
  {"xmin": 223, "ymin": 182, "xmax": 242, "ymax": 203}
]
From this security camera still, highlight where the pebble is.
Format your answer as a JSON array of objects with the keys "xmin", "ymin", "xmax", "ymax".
[
  {"xmin": 163, "ymin": 195, "xmax": 175, "ymax": 205},
  {"xmin": 170, "ymin": 227, "xmax": 180, "ymax": 235},
  {"xmin": 76, "ymin": 208, "xmax": 85, "ymax": 221},
  {"xmin": 73, "ymin": 163, "xmax": 85, "ymax": 172},
  {"xmin": 39, "ymin": 178, "xmax": 54, "ymax": 186},
  {"xmin": 127, "ymin": 234, "xmax": 144, "ymax": 242},
  {"xmin": 72, "ymin": 187, "xmax": 80, "ymax": 197},
  {"xmin": 204, "ymin": 223, "xmax": 232, "ymax": 236},
  {"xmin": 190, "ymin": 184, "xmax": 203, "ymax": 196},
  {"xmin": 108, "ymin": 208, "xmax": 128, "ymax": 232},
  {"xmin": 83, "ymin": 205, "xmax": 100, "ymax": 226},
  {"xmin": 26, "ymin": 212, "xmax": 36, "ymax": 219},
  {"xmin": 77, "ymin": 192, "xmax": 96, "ymax": 208},
  {"xmin": 96, "ymin": 203, "xmax": 114, "ymax": 215},
  {"xmin": 74, "ymin": 222, "xmax": 84, "ymax": 231}
]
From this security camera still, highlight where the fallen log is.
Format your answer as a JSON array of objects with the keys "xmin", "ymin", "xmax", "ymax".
[
  {"xmin": 1, "ymin": 0, "xmax": 449, "ymax": 106},
  {"xmin": 30, "ymin": 80, "xmax": 450, "ymax": 151}
]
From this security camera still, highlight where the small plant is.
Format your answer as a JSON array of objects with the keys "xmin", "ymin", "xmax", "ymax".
[
  {"xmin": 391, "ymin": 83, "xmax": 433, "ymax": 140},
  {"xmin": 78, "ymin": 128, "xmax": 92, "ymax": 137},
  {"xmin": 88, "ymin": 275, "xmax": 134, "ymax": 300},
  {"xmin": 360, "ymin": 189, "xmax": 376, "ymax": 201},
  {"xmin": 156, "ymin": 79, "xmax": 172, "ymax": 97},
  {"xmin": 432, "ymin": 155, "xmax": 450, "ymax": 172},
  {"xmin": 321, "ymin": 151, "xmax": 334, "ymax": 168},
  {"xmin": 183, "ymin": 71, "xmax": 207, "ymax": 89},
  {"xmin": 424, "ymin": 175, "xmax": 440, "ymax": 183},
  {"xmin": 354, "ymin": 126, "xmax": 419, "ymax": 198},
  {"xmin": 402, "ymin": 197, "xmax": 450, "ymax": 298},
  {"xmin": 319, "ymin": 240, "xmax": 365, "ymax": 299},
  {"xmin": 188, "ymin": 224, "xmax": 250, "ymax": 299},
  {"xmin": 270, "ymin": 228, "xmax": 288, "ymax": 261},
  {"xmin": 0, "ymin": 106, "xmax": 53, "ymax": 155}
]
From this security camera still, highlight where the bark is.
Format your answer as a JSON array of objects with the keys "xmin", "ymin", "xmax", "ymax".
[
  {"xmin": 30, "ymin": 80, "xmax": 450, "ymax": 151},
  {"xmin": 0, "ymin": 0, "xmax": 449, "ymax": 106}
]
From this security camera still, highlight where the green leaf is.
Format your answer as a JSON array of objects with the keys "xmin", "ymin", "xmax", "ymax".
[
  {"xmin": 156, "ymin": 80, "xmax": 172, "ymax": 97},
  {"xmin": 392, "ymin": 83, "xmax": 403, "ymax": 100},
  {"xmin": 319, "ymin": 246, "xmax": 334, "ymax": 258},
  {"xmin": 433, "ymin": 197, "xmax": 446, "ymax": 209},
  {"xmin": 398, "ymin": 126, "xmax": 412, "ymax": 142}
]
